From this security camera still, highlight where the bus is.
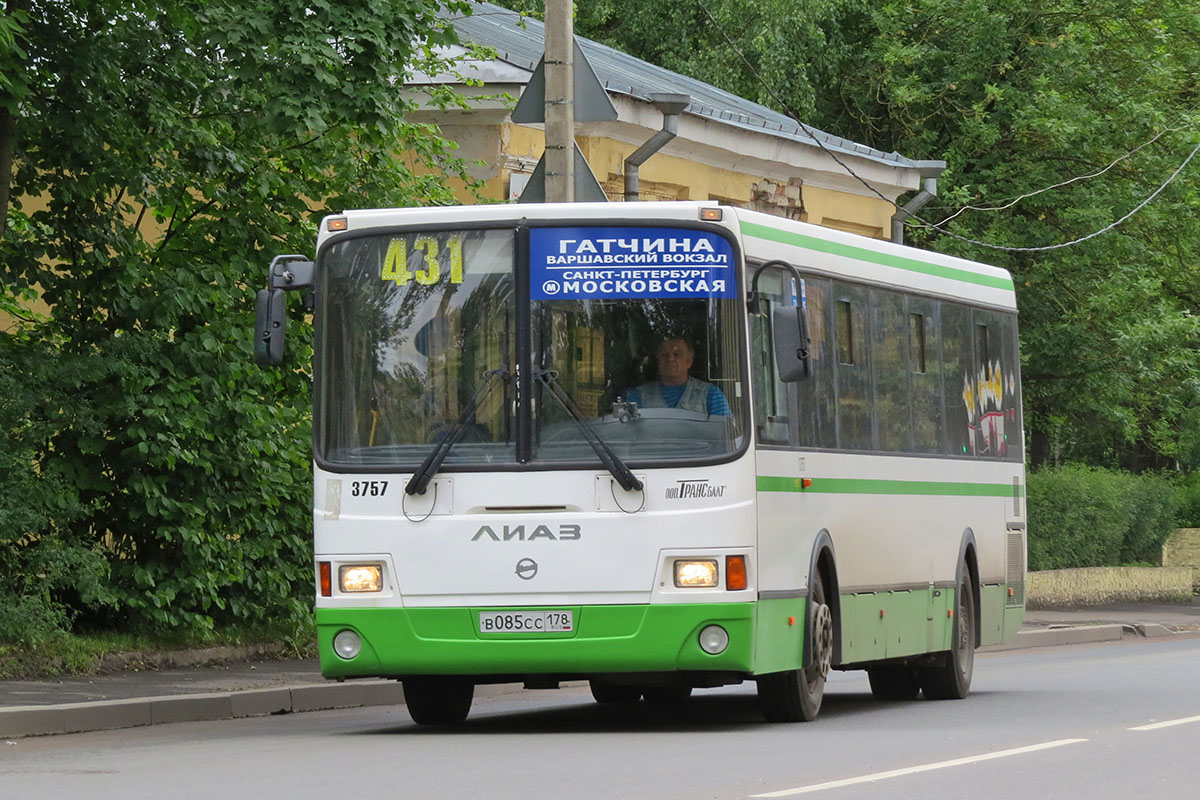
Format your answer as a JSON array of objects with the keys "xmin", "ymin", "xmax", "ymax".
[{"xmin": 254, "ymin": 201, "xmax": 1027, "ymax": 724}]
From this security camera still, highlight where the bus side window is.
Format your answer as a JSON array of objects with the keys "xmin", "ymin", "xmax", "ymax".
[
  {"xmin": 796, "ymin": 276, "xmax": 835, "ymax": 448},
  {"xmin": 973, "ymin": 309, "xmax": 1021, "ymax": 459},
  {"xmin": 833, "ymin": 282, "xmax": 872, "ymax": 450},
  {"xmin": 941, "ymin": 304, "xmax": 973, "ymax": 456},
  {"xmin": 908, "ymin": 296, "xmax": 944, "ymax": 454},
  {"xmin": 998, "ymin": 313, "xmax": 1023, "ymax": 462},
  {"xmin": 749, "ymin": 272, "xmax": 791, "ymax": 446},
  {"xmin": 871, "ymin": 288, "xmax": 910, "ymax": 452}
]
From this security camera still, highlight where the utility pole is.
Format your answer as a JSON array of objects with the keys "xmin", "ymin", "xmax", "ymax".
[{"xmin": 543, "ymin": 0, "xmax": 574, "ymax": 202}]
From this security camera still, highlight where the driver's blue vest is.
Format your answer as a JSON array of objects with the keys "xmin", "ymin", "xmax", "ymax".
[{"xmin": 636, "ymin": 377, "xmax": 711, "ymax": 414}]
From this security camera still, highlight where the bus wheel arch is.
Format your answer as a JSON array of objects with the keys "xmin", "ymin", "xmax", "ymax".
[
  {"xmin": 920, "ymin": 529, "xmax": 979, "ymax": 700},
  {"xmin": 756, "ymin": 532, "xmax": 839, "ymax": 722},
  {"xmin": 956, "ymin": 528, "xmax": 982, "ymax": 649},
  {"xmin": 805, "ymin": 530, "xmax": 841, "ymax": 668}
]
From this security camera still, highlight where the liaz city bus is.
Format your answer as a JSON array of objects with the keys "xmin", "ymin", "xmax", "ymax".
[{"xmin": 254, "ymin": 201, "xmax": 1026, "ymax": 725}]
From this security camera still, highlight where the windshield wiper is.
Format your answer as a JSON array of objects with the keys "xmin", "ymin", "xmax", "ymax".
[
  {"xmin": 534, "ymin": 367, "xmax": 643, "ymax": 492},
  {"xmin": 406, "ymin": 367, "xmax": 509, "ymax": 496}
]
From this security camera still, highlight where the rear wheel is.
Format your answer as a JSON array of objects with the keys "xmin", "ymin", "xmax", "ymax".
[
  {"xmin": 867, "ymin": 666, "xmax": 921, "ymax": 701},
  {"xmin": 757, "ymin": 570, "xmax": 834, "ymax": 722},
  {"xmin": 589, "ymin": 680, "xmax": 642, "ymax": 704},
  {"xmin": 919, "ymin": 572, "xmax": 976, "ymax": 700},
  {"xmin": 402, "ymin": 676, "xmax": 474, "ymax": 725}
]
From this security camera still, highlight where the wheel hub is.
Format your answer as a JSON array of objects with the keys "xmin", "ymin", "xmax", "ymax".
[{"xmin": 812, "ymin": 603, "xmax": 833, "ymax": 679}]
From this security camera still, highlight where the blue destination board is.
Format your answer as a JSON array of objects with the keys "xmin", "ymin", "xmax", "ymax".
[{"xmin": 530, "ymin": 227, "xmax": 737, "ymax": 300}]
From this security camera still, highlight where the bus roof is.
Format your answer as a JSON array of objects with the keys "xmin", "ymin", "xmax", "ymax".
[{"xmin": 320, "ymin": 202, "xmax": 1017, "ymax": 311}]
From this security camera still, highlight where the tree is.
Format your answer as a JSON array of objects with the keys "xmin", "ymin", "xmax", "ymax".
[
  {"xmin": 828, "ymin": 0, "xmax": 1200, "ymax": 470},
  {"xmin": 0, "ymin": 0, "xmax": 478, "ymax": 636},
  {"xmin": 555, "ymin": 0, "xmax": 1200, "ymax": 471}
]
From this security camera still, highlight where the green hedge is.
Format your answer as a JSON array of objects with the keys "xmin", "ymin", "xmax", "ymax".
[{"xmin": 1027, "ymin": 465, "xmax": 1179, "ymax": 571}]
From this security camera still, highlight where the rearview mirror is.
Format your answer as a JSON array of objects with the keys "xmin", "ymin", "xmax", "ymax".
[
  {"xmin": 772, "ymin": 303, "xmax": 811, "ymax": 382},
  {"xmin": 254, "ymin": 288, "xmax": 286, "ymax": 367}
]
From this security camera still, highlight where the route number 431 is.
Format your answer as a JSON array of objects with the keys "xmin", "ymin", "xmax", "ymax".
[{"xmin": 382, "ymin": 235, "xmax": 464, "ymax": 286}]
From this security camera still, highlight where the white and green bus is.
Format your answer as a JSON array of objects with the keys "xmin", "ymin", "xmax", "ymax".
[{"xmin": 255, "ymin": 201, "xmax": 1026, "ymax": 724}]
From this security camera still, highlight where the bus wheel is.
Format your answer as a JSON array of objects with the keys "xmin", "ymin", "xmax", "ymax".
[
  {"xmin": 919, "ymin": 572, "xmax": 975, "ymax": 700},
  {"xmin": 589, "ymin": 680, "xmax": 642, "ymax": 704},
  {"xmin": 402, "ymin": 676, "xmax": 474, "ymax": 725},
  {"xmin": 642, "ymin": 686, "xmax": 693, "ymax": 704},
  {"xmin": 867, "ymin": 667, "xmax": 920, "ymax": 701},
  {"xmin": 757, "ymin": 572, "xmax": 833, "ymax": 722}
]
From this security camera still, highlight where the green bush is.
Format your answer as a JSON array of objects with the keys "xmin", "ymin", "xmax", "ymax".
[
  {"xmin": 1028, "ymin": 465, "xmax": 1130, "ymax": 570},
  {"xmin": 1027, "ymin": 465, "xmax": 1179, "ymax": 571},
  {"xmin": 0, "ymin": 340, "xmax": 110, "ymax": 645},
  {"xmin": 1, "ymin": 0, "xmax": 480, "ymax": 643},
  {"xmin": 1121, "ymin": 472, "xmax": 1178, "ymax": 564},
  {"xmin": 1172, "ymin": 472, "xmax": 1200, "ymax": 528}
]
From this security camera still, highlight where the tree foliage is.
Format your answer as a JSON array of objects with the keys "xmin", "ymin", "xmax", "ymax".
[
  {"xmin": 0, "ymin": 0, "xmax": 476, "ymax": 639},
  {"xmin": 542, "ymin": 0, "xmax": 1200, "ymax": 472}
]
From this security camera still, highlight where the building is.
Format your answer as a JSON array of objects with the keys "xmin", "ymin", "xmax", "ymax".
[{"xmin": 412, "ymin": 1, "xmax": 944, "ymax": 240}]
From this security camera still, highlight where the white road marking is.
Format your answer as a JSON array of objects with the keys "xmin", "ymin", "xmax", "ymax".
[
  {"xmin": 1129, "ymin": 714, "xmax": 1200, "ymax": 731},
  {"xmin": 750, "ymin": 738, "xmax": 1089, "ymax": 797}
]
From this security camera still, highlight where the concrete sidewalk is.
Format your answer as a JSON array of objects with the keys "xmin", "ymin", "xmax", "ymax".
[{"xmin": 2, "ymin": 601, "xmax": 1197, "ymax": 739}]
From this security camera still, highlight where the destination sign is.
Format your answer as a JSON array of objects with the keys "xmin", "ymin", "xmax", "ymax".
[{"xmin": 530, "ymin": 227, "xmax": 737, "ymax": 300}]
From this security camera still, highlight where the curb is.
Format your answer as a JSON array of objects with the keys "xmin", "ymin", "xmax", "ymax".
[
  {"xmin": 0, "ymin": 679, "xmax": 568, "ymax": 740},
  {"xmin": 0, "ymin": 680, "xmax": 399, "ymax": 739},
  {"xmin": 982, "ymin": 624, "xmax": 1126, "ymax": 652}
]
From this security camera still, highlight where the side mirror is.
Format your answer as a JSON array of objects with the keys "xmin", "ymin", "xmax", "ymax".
[
  {"xmin": 254, "ymin": 288, "xmax": 287, "ymax": 367},
  {"xmin": 772, "ymin": 303, "xmax": 811, "ymax": 382}
]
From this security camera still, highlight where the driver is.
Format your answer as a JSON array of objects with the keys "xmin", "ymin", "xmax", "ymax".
[{"xmin": 625, "ymin": 337, "xmax": 732, "ymax": 416}]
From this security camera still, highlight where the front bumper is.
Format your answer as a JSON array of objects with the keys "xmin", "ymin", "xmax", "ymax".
[{"xmin": 317, "ymin": 603, "xmax": 757, "ymax": 678}]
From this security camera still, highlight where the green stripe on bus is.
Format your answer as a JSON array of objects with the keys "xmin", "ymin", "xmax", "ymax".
[
  {"xmin": 757, "ymin": 475, "xmax": 1022, "ymax": 497},
  {"xmin": 740, "ymin": 220, "xmax": 1015, "ymax": 291}
]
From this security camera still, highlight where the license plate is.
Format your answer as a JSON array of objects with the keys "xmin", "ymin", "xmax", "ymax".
[{"xmin": 479, "ymin": 610, "xmax": 573, "ymax": 633}]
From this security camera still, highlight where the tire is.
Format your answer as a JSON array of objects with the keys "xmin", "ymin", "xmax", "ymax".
[
  {"xmin": 867, "ymin": 666, "xmax": 921, "ymax": 701},
  {"xmin": 641, "ymin": 686, "xmax": 693, "ymax": 704},
  {"xmin": 919, "ymin": 572, "xmax": 976, "ymax": 700},
  {"xmin": 402, "ymin": 676, "xmax": 474, "ymax": 725},
  {"xmin": 757, "ymin": 570, "xmax": 834, "ymax": 722},
  {"xmin": 589, "ymin": 680, "xmax": 643, "ymax": 704}
]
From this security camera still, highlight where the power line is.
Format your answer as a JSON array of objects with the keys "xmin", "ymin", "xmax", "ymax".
[
  {"xmin": 933, "ymin": 122, "xmax": 1192, "ymax": 225},
  {"xmin": 694, "ymin": 4, "xmax": 1200, "ymax": 253}
]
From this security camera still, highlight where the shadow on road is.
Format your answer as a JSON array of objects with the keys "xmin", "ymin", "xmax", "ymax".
[{"xmin": 350, "ymin": 686, "xmax": 905, "ymax": 736}]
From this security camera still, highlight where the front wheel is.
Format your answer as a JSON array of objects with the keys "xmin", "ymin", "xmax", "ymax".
[
  {"xmin": 918, "ymin": 572, "xmax": 976, "ymax": 700},
  {"xmin": 402, "ymin": 676, "xmax": 474, "ymax": 725},
  {"xmin": 757, "ymin": 571, "xmax": 834, "ymax": 722}
]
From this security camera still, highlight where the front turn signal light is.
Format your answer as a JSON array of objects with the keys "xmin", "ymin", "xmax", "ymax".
[{"xmin": 726, "ymin": 555, "xmax": 748, "ymax": 590}]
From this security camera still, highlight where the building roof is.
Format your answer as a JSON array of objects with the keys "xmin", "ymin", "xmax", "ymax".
[{"xmin": 446, "ymin": 2, "xmax": 937, "ymax": 172}]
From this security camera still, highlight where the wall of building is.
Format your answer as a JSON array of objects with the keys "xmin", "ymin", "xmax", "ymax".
[{"xmin": 436, "ymin": 122, "xmax": 896, "ymax": 238}]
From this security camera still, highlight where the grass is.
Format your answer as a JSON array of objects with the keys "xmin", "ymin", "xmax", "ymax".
[{"xmin": 0, "ymin": 618, "xmax": 317, "ymax": 681}]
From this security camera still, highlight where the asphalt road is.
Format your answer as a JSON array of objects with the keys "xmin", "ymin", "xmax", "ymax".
[{"xmin": 3, "ymin": 637, "xmax": 1198, "ymax": 800}]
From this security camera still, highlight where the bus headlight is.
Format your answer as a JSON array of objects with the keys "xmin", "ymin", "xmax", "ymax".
[
  {"xmin": 339, "ymin": 565, "xmax": 383, "ymax": 593},
  {"xmin": 333, "ymin": 629, "xmax": 362, "ymax": 660},
  {"xmin": 674, "ymin": 559, "xmax": 719, "ymax": 588}
]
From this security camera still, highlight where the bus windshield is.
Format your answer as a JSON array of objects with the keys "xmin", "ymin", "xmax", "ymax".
[
  {"xmin": 532, "ymin": 293, "xmax": 745, "ymax": 462},
  {"xmin": 315, "ymin": 225, "xmax": 746, "ymax": 469}
]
